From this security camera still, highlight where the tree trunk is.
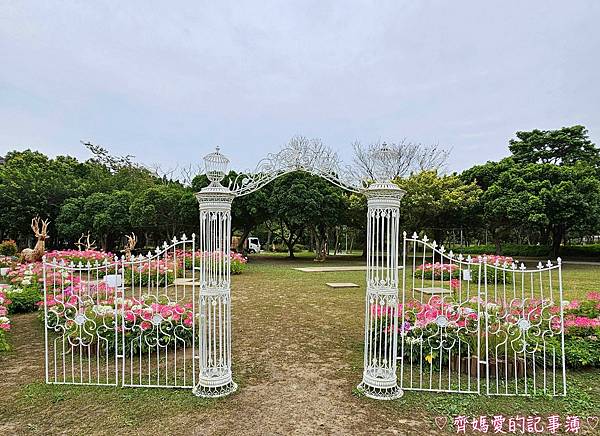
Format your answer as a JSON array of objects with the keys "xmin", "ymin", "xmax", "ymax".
[
  {"xmin": 285, "ymin": 239, "xmax": 295, "ymax": 258},
  {"xmin": 237, "ymin": 228, "xmax": 252, "ymax": 252},
  {"xmin": 361, "ymin": 227, "xmax": 367, "ymax": 258},
  {"xmin": 551, "ymin": 225, "xmax": 564, "ymax": 258}
]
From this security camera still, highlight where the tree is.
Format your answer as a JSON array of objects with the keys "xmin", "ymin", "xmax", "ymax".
[
  {"xmin": 509, "ymin": 125, "xmax": 599, "ymax": 168},
  {"xmin": 479, "ymin": 162, "xmax": 600, "ymax": 256},
  {"xmin": 307, "ymin": 177, "xmax": 348, "ymax": 260},
  {"xmin": 129, "ymin": 184, "xmax": 197, "ymax": 245},
  {"xmin": 263, "ymin": 172, "xmax": 347, "ymax": 258},
  {"xmin": 394, "ymin": 171, "xmax": 482, "ymax": 245},
  {"xmin": 0, "ymin": 150, "xmax": 83, "ymax": 245},
  {"xmin": 57, "ymin": 191, "xmax": 134, "ymax": 251},
  {"xmin": 192, "ymin": 171, "xmax": 270, "ymax": 251}
]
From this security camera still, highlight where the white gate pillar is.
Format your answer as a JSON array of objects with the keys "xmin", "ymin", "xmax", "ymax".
[
  {"xmin": 193, "ymin": 148, "xmax": 238, "ymax": 398},
  {"xmin": 358, "ymin": 180, "xmax": 405, "ymax": 400}
]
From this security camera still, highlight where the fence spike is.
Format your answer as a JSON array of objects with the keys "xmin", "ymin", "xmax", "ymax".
[
  {"xmin": 537, "ymin": 261, "xmax": 543, "ymax": 269},
  {"xmin": 556, "ymin": 257, "xmax": 562, "ymax": 265},
  {"xmin": 411, "ymin": 231, "xmax": 418, "ymax": 239},
  {"xmin": 546, "ymin": 260, "xmax": 553, "ymax": 267},
  {"xmin": 181, "ymin": 233, "xmax": 188, "ymax": 241}
]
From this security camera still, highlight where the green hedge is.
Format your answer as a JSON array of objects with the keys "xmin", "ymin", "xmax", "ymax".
[{"xmin": 457, "ymin": 244, "xmax": 600, "ymax": 259}]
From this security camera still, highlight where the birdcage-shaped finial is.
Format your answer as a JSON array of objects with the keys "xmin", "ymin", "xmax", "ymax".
[
  {"xmin": 204, "ymin": 146, "xmax": 229, "ymax": 183},
  {"xmin": 372, "ymin": 141, "xmax": 395, "ymax": 182}
]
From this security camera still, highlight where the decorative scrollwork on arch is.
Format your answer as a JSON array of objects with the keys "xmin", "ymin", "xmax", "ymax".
[{"xmin": 230, "ymin": 139, "xmax": 367, "ymax": 196}]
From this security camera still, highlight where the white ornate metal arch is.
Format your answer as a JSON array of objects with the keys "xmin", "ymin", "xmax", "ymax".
[
  {"xmin": 229, "ymin": 140, "xmax": 365, "ymax": 196},
  {"xmin": 194, "ymin": 143, "xmax": 405, "ymax": 400}
]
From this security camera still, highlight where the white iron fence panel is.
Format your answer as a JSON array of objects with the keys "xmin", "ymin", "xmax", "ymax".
[
  {"xmin": 399, "ymin": 233, "xmax": 566, "ymax": 397},
  {"xmin": 43, "ymin": 235, "xmax": 198, "ymax": 390}
]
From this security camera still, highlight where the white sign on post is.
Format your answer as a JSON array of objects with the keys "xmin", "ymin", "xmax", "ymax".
[
  {"xmin": 462, "ymin": 269, "xmax": 472, "ymax": 281},
  {"xmin": 103, "ymin": 274, "xmax": 122, "ymax": 288}
]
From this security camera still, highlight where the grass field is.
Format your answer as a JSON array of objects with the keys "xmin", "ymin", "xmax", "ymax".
[{"xmin": 0, "ymin": 253, "xmax": 598, "ymax": 434}]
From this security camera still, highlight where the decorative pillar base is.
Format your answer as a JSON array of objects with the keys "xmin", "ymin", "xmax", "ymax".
[
  {"xmin": 357, "ymin": 376, "xmax": 403, "ymax": 400},
  {"xmin": 193, "ymin": 380, "xmax": 238, "ymax": 398}
]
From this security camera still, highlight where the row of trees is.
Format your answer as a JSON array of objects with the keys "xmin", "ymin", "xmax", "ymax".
[
  {"xmin": 1, "ymin": 126, "xmax": 599, "ymax": 257},
  {"xmin": 0, "ymin": 147, "xmax": 198, "ymax": 251}
]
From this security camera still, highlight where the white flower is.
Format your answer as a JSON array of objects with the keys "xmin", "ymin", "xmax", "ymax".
[
  {"xmin": 0, "ymin": 316, "xmax": 10, "ymax": 324},
  {"xmin": 92, "ymin": 305, "xmax": 114, "ymax": 316},
  {"xmin": 21, "ymin": 279, "xmax": 31, "ymax": 286}
]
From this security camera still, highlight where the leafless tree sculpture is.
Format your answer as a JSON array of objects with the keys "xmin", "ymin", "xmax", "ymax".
[{"xmin": 351, "ymin": 139, "xmax": 450, "ymax": 180}]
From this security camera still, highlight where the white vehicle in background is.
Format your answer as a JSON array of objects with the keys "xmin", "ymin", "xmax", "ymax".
[
  {"xmin": 231, "ymin": 236, "xmax": 262, "ymax": 253},
  {"xmin": 247, "ymin": 237, "xmax": 261, "ymax": 253}
]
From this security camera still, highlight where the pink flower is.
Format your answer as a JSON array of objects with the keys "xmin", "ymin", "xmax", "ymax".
[{"xmin": 140, "ymin": 321, "xmax": 152, "ymax": 331}]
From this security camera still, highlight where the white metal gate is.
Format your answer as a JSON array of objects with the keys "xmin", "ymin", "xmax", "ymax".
[
  {"xmin": 43, "ymin": 236, "xmax": 198, "ymax": 389},
  {"xmin": 399, "ymin": 232, "xmax": 567, "ymax": 396}
]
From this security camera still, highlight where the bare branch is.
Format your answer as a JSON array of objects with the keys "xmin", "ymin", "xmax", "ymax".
[
  {"xmin": 351, "ymin": 139, "xmax": 450, "ymax": 180},
  {"xmin": 81, "ymin": 140, "xmax": 138, "ymax": 172}
]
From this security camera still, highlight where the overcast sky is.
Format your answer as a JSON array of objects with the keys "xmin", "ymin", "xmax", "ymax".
[{"xmin": 1, "ymin": 1, "xmax": 599, "ymax": 175}]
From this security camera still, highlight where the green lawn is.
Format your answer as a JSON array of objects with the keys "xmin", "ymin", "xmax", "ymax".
[{"xmin": 0, "ymin": 253, "xmax": 598, "ymax": 434}]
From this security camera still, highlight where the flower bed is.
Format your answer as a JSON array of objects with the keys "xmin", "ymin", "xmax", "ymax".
[
  {"xmin": 0, "ymin": 287, "xmax": 11, "ymax": 351},
  {"xmin": 43, "ymin": 283, "xmax": 196, "ymax": 354},
  {"xmin": 45, "ymin": 249, "xmax": 115, "ymax": 265},
  {"xmin": 414, "ymin": 255, "xmax": 514, "ymax": 284},
  {"xmin": 230, "ymin": 251, "xmax": 248, "ymax": 274},
  {"xmin": 370, "ymin": 291, "xmax": 600, "ymax": 370}
]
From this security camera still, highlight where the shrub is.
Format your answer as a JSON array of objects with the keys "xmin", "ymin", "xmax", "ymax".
[
  {"xmin": 230, "ymin": 252, "xmax": 247, "ymax": 275},
  {"xmin": 458, "ymin": 243, "xmax": 600, "ymax": 259},
  {"xmin": 6, "ymin": 286, "xmax": 42, "ymax": 313},
  {"xmin": 0, "ymin": 240, "xmax": 18, "ymax": 257}
]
